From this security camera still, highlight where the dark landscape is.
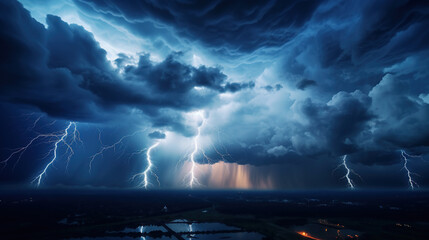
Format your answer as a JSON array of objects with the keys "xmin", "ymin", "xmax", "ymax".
[{"xmin": 1, "ymin": 189, "xmax": 428, "ymax": 240}]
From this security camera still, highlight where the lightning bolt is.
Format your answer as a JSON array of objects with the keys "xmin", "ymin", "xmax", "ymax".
[
  {"xmin": 187, "ymin": 111, "xmax": 205, "ymax": 188},
  {"xmin": 333, "ymin": 155, "xmax": 361, "ymax": 189},
  {"xmin": 39, "ymin": 120, "xmax": 57, "ymax": 130},
  {"xmin": 65, "ymin": 123, "xmax": 82, "ymax": 172},
  {"xmin": 89, "ymin": 130, "xmax": 144, "ymax": 173},
  {"xmin": 400, "ymin": 150, "xmax": 420, "ymax": 190},
  {"xmin": 1, "ymin": 133, "xmax": 56, "ymax": 169},
  {"xmin": 199, "ymin": 136, "xmax": 231, "ymax": 164},
  {"xmin": 26, "ymin": 115, "xmax": 42, "ymax": 132},
  {"xmin": 131, "ymin": 141, "xmax": 161, "ymax": 189},
  {"xmin": 31, "ymin": 122, "xmax": 79, "ymax": 187},
  {"xmin": 179, "ymin": 112, "xmax": 231, "ymax": 188},
  {"xmin": 1, "ymin": 122, "xmax": 79, "ymax": 174}
]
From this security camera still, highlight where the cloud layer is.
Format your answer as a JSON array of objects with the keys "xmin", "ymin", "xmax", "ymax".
[
  {"xmin": 0, "ymin": 0, "xmax": 252, "ymax": 136},
  {"xmin": 1, "ymin": 0, "xmax": 429, "ymax": 188}
]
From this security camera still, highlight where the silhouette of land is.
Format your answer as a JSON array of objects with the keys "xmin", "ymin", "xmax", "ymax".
[{"xmin": 0, "ymin": 189, "xmax": 428, "ymax": 239}]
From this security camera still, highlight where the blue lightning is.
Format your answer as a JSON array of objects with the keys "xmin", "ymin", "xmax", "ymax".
[
  {"xmin": 400, "ymin": 150, "xmax": 420, "ymax": 190},
  {"xmin": 199, "ymin": 135, "xmax": 232, "ymax": 164},
  {"xmin": 342, "ymin": 155, "xmax": 354, "ymax": 189},
  {"xmin": 31, "ymin": 122, "xmax": 79, "ymax": 187},
  {"xmin": 187, "ymin": 111, "xmax": 205, "ymax": 188},
  {"xmin": 1, "ymin": 133, "xmax": 55, "ymax": 169},
  {"xmin": 1, "ymin": 121, "xmax": 80, "ymax": 177},
  {"xmin": 131, "ymin": 141, "xmax": 161, "ymax": 189},
  {"xmin": 180, "ymin": 112, "xmax": 232, "ymax": 188},
  {"xmin": 26, "ymin": 115, "xmax": 42, "ymax": 132},
  {"xmin": 65, "ymin": 123, "xmax": 83, "ymax": 172},
  {"xmin": 40, "ymin": 120, "xmax": 57, "ymax": 129},
  {"xmin": 334, "ymin": 155, "xmax": 361, "ymax": 189},
  {"xmin": 89, "ymin": 130, "xmax": 144, "ymax": 173}
]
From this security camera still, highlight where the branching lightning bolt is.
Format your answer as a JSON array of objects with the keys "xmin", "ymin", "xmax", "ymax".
[
  {"xmin": 333, "ymin": 155, "xmax": 361, "ymax": 189},
  {"xmin": 131, "ymin": 141, "xmax": 160, "ymax": 189},
  {"xmin": 199, "ymin": 141, "xmax": 232, "ymax": 164},
  {"xmin": 179, "ymin": 112, "xmax": 231, "ymax": 188},
  {"xmin": 31, "ymin": 122, "xmax": 79, "ymax": 187},
  {"xmin": 400, "ymin": 150, "xmax": 420, "ymax": 190},
  {"xmin": 1, "ymin": 134, "xmax": 52, "ymax": 169},
  {"xmin": 89, "ymin": 130, "xmax": 144, "ymax": 173},
  {"xmin": 26, "ymin": 115, "xmax": 42, "ymax": 132},
  {"xmin": 65, "ymin": 123, "xmax": 83, "ymax": 172},
  {"xmin": 187, "ymin": 112, "xmax": 205, "ymax": 188},
  {"xmin": 1, "ymin": 122, "xmax": 79, "ymax": 176}
]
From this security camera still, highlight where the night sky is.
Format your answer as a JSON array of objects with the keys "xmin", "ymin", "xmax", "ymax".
[{"xmin": 1, "ymin": 0, "xmax": 429, "ymax": 190}]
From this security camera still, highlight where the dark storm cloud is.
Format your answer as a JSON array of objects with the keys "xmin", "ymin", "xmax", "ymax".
[
  {"xmin": 369, "ymin": 73, "xmax": 429, "ymax": 149},
  {"xmin": 70, "ymin": 0, "xmax": 429, "ymax": 167},
  {"xmin": 121, "ymin": 53, "xmax": 254, "ymax": 97},
  {"xmin": 74, "ymin": 0, "xmax": 322, "ymax": 54},
  {"xmin": 348, "ymin": 150, "xmax": 399, "ymax": 166},
  {"xmin": 263, "ymin": 84, "xmax": 283, "ymax": 92},
  {"xmin": 0, "ymin": 0, "xmax": 97, "ymax": 120},
  {"xmin": 266, "ymin": 0, "xmax": 429, "ymax": 166},
  {"xmin": 2, "ymin": 0, "xmax": 429, "ymax": 173},
  {"xmin": 45, "ymin": 15, "xmax": 111, "ymax": 74},
  {"xmin": 114, "ymin": 53, "xmax": 133, "ymax": 69},
  {"xmin": 289, "ymin": 73, "xmax": 429, "ymax": 166},
  {"xmin": 148, "ymin": 131, "xmax": 166, "ymax": 139},
  {"xmin": 292, "ymin": 91, "xmax": 373, "ymax": 156},
  {"xmin": 281, "ymin": 0, "xmax": 429, "ymax": 93},
  {"xmin": 296, "ymin": 79, "xmax": 316, "ymax": 90},
  {"xmin": 0, "ymin": 0, "xmax": 249, "ymax": 136},
  {"xmin": 223, "ymin": 81, "xmax": 255, "ymax": 93},
  {"xmin": 229, "ymin": 145, "xmax": 306, "ymax": 166}
]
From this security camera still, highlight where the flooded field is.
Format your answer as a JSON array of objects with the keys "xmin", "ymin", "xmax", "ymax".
[
  {"xmin": 166, "ymin": 221, "xmax": 240, "ymax": 232},
  {"xmin": 70, "ymin": 219, "xmax": 264, "ymax": 240}
]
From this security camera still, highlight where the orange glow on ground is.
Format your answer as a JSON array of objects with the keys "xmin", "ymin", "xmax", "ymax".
[{"xmin": 296, "ymin": 231, "xmax": 322, "ymax": 240}]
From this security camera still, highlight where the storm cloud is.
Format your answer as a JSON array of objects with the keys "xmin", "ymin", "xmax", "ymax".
[
  {"xmin": 0, "ymin": 0, "xmax": 250, "ymax": 135},
  {"xmin": 1, "ymin": 0, "xmax": 429, "ymax": 188},
  {"xmin": 74, "ymin": 0, "xmax": 322, "ymax": 55}
]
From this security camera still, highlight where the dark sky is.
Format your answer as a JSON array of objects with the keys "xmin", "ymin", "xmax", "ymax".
[{"xmin": 0, "ymin": 0, "xmax": 429, "ymax": 189}]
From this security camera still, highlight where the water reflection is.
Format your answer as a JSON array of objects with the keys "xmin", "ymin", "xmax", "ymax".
[
  {"xmin": 118, "ymin": 225, "xmax": 167, "ymax": 233},
  {"xmin": 187, "ymin": 224, "xmax": 195, "ymax": 240},
  {"xmin": 71, "ymin": 219, "xmax": 264, "ymax": 240},
  {"xmin": 166, "ymin": 222, "xmax": 240, "ymax": 233},
  {"xmin": 139, "ymin": 226, "xmax": 146, "ymax": 240}
]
